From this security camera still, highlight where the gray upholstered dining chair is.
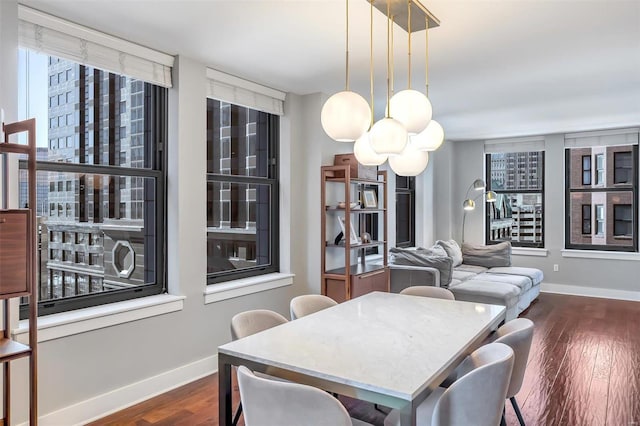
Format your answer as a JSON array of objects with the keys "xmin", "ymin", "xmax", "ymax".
[
  {"xmin": 399, "ymin": 286, "xmax": 455, "ymax": 300},
  {"xmin": 493, "ymin": 318, "xmax": 534, "ymax": 426},
  {"xmin": 290, "ymin": 294, "xmax": 338, "ymax": 320},
  {"xmin": 230, "ymin": 309, "xmax": 289, "ymax": 425},
  {"xmin": 384, "ymin": 342, "xmax": 514, "ymax": 426},
  {"xmin": 237, "ymin": 365, "xmax": 373, "ymax": 426}
]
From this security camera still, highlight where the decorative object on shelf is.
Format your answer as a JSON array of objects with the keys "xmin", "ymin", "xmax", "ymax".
[
  {"xmin": 320, "ymin": 0, "xmax": 371, "ymax": 142},
  {"xmin": 337, "ymin": 201, "xmax": 360, "ymax": 209},
  {"xmin": 334, "ymin": 153, "xmax": 377, "ymax": 180},
  {"xmin": 361, "ymin": 232, "xmax": 372, "ymax": 243},
  {"xmin": 362, "ymin": 189, "xmax": 378, "ymax": 208},
  {"xmin": 461, "ymin": 178, "xmax": 497, "ymax": 242},
  {"xmin": 337, "ymin": 216, "xmax": 360, "ymax": 245},
  {"xmin": 334, "ymin": 231, "xmax": 344, "ymax": 245}
]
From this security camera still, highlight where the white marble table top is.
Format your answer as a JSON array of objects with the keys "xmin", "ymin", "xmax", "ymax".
[{"xmin": 219, "ymin": 291, "xmax": 505, "ymax": 402}]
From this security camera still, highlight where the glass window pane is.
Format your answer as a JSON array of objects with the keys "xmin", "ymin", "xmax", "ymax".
[{"xmin": 487, "ymin": 192, "xmax": 543, "ymax": 245}]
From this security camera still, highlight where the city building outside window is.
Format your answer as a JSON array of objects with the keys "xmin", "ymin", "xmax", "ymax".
[
  {"xmin": 17, "ymin": 49, "xmax": 166, "ymax": 317},
  {"xmin": 485, "ymin": 151, "xmax": 545, "ymax": 248},
  {"xmin": 206, "ymin": 99, "xmax": 279, "ymax": 283},
  {"xmin": 565, "ymin": 144, "xmax": 638, "ymax": 251}
]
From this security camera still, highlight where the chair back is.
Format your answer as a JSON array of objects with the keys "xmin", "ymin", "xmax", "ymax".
[
  {"xmin": 493, "ymin": 318, "xmax": 534, "ymax": 398},
  {"xmin": 432, "ymin": 343, "xmax": 514, "ymax": 426},
  {"xmin": 400, "ymin": 286, "xmax": 455, "ymax": 300},
  {"xmin": 237, "ymin": 365, "xmax": 353, "ymax": 426},
  {"xmin": 230, "ymin": 309, "xmax": 288, "ymax": 341},
  {"xmin": 290, "ymin": 294, "xmax": 338, "ymax": 320}
]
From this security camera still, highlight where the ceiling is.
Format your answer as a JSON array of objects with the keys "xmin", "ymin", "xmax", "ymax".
[{"xmin": 20, "ymin": 0, "xmax": 640, "ymax": 140}]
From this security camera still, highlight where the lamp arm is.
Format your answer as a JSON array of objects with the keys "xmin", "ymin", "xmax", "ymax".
[{"xmin": 462, "ymin": 210, "xmax": 467, "ymax": 243}]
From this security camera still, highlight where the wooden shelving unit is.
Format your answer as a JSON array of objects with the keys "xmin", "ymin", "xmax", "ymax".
[
  {"xmin": 1, "ymin": 118, "xmax": 38, "ymax": 425},
  {"xmin": 320, "ymin": 164, "xmax": 389, "ymax": 303}
]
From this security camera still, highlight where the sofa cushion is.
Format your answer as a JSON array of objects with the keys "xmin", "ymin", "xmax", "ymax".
[
  {"xmin": 436, "ymin": 239, "xmax": 463, "ymax": 267},
  {"xmin": 455, "ymin": 264, "xmax": 489, "ymax": 274},
  {"xmin": 452, "ymin": 270, "xmax": 477, "ymax": 282},
  {"xmin": 449, "ymin": 280, "xmax": 520, "ymax": 308},
  {"xmin": 389, "ymin": 247, "xmax": 453, "ymax": 286},
  {"xmin": 470, "ymin": 272, "xmax": 533, "ymax": 293},
  {"xmin": 489, "ymin": 266, "xmax": 544, "ymax": 286},
  {"xmin": 461, "ymin": 241, "xmax": 512, "ymax": 268}
]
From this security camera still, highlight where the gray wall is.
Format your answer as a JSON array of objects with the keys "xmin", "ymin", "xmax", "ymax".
[{"xmin": 438, "ymin": 135, "xmax": 640, "ymax": 293}]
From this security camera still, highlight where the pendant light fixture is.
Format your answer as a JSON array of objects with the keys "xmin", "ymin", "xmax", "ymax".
[
  {"xmin": 369, "ymin": 2, "xmax": 408, "ymax": 156},
  {"xmin": 354, "ymin": 0, "xmax": 388, "ymax": 166},
  {"xmin": 411, "ymin": 15, "xmax": 445, "ymax": 151},
  {"xmin": 388, "ymin": 0, "xmax": 432, "ymax": 135},
  {"xmin": 321, "ymin": 0, "xmax": 371, "ymax": 142},
  {"xmin": 389, "ymin": 138, "xmax": 430, "ymax": 176}
]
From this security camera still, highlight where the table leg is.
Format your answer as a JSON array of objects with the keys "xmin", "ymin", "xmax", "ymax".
[
  {"xmin": 399, "ymin": 401, "xmax": 417, "ymax": 426},
  {"xmin": 219, "ymin": 355, "xmax": 232, "ymax": 426}
]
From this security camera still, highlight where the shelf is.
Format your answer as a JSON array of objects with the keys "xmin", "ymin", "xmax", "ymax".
[
  {"xmin": 326, "ymin": 264, "xmax": 387, "ymax": 276},
  {"xmin": 0, "ymin": 338, "xmax": 32, "ymax": 362},
  {"xmin": 325, "ymin": 177, "xmax": 383, "ymax": 185},
  {"xmin": 325, "ymin": 207, "xmax": 385, "ymax": 213},
  {"xmin": 326, "ymin": 240, "xmax": 386, "ymax": 249}
]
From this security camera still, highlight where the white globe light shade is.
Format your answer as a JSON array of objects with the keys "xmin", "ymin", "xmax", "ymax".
[
  {"xmin": 320, "ymin": 91, "xmax": 371, "ymax": 142},
  {"xmin": 411, "ymin": 119, "xmax": 445, "ymax": 151},
  {"xmin": 388, "ymin": 89, "xmax": 432, "ymax": 135},
  {"xmin": 353, "ymin": 132, "xmax": 388, "ymax": 166},
  {"xmin": 369, "ymin": 117, "xmax": 408, "ymax": 155},
  {"xmin": 389, "ymin": 141, "xmax": 430, "ymax": 176}
]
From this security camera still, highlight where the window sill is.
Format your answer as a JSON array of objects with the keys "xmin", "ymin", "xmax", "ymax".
[
  {"xmin": 204, "ymin": 272, "xmax": 294, "ymax": 304},
  {"xmin": 561, "ymin": 249, "xmax": 640, "ymax": 261},
  {"xmin": 13, "ymin": 294, "xmax": 185, "ymax": 344},
  {"xmin": 512, "ymin": 247, "xmax": 548, "ymax": 257}
]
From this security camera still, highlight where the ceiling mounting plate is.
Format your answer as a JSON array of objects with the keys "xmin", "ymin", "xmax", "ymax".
[{"xmin": 369, "ymin": 0, "xmax": 440, "ymax": 33}]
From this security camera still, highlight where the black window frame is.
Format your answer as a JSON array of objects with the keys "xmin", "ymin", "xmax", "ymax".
[
  {"xmin": 565, "ymin": 145, "xmax": 638, "ymax": 252},
  {"xmin": 395, "ymin": 175, "xmax": 415, "ymax": 248},
  {"xmin": 582, "ymin": 155, "xmax": 591, "ymax": 185},
  {"xmin": 614, "ymin": 204, "xmax": 633, "ymax": 237},
  {"xmin": 614, "ymin": 151, "xmax": 633, "ymax": 184},
  {"xmin": 205, "ymin": 98, "xmax": 280, "ymax": 284},
  {"xmin": 19, "ymin": 57, "xmax": 167, "ymax": 318},
  {"xmin": 485, "ymin": 152, "xmax": 545, "ymax": 248},
  {"xmin": 581, "ymin": 204, "xmax": 591, "ymax": 235}
]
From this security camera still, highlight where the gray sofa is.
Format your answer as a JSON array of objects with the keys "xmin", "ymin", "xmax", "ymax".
[{"xmin": 388, "ymin": 240, "xmax": 543, "ymax": 321}]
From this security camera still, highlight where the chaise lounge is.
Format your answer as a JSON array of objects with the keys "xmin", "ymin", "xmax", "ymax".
[{"xmin": 388, "ymin": 240, "xmax": 543, "ymax": 321}]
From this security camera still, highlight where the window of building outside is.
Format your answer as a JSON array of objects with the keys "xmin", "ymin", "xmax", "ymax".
[
  {"xmin": 565, "ymin": 145, "xmax": 638, "ymax": 252},
  {"xmin": 17, "ymin": 49, "xmax": 167, "ymax": 317},
  {"xmin": 582, "ymin": 155, "xmax": 591, "ymax": 185},
  {"xmin": 206, "ymin": 99, "xmax": 279, "ymax": 283},
  {"xmin": 485, "ymin": 151, "xmax": 545, "ymax": 248},
  {"xmin": 395, "ymin": 175, "xmax": 415, "ymax": 248}
]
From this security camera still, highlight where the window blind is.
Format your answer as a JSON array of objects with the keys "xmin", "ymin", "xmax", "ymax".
[
  {"xmin": 18, "ymin": 5, "xmax": 173, "ymax": 88},
  {"xmin": 564, "ymin": 128, "xmax": 639, "ymax": 148},
  {"xmin": 206, "ymin": 68, "xmax": 285, "ymax": 116},
  {"xmin": 484, "ymin": 136, "xmax": 546, "ymax": 154}
]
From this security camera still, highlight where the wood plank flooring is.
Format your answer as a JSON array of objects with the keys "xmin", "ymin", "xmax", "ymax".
[{"xmin": 88, "ymin": 293, "xmax": 640, "ymax": 426}]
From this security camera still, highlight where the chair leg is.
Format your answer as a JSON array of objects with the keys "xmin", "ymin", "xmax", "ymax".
[
  {"xmin": 232, "ymin": 402, "xmax": 242, "ymax": 426},
  {"xmin": 374, "ymin": 403, "xmax": 387, "ymax": 414},
  {"xmin": 510, "ymin": 396, "xmax": 526, "ymax": 426},
  {"xmin": 500, "ymin": 405, "xmax": 506, "ymax": 426}
]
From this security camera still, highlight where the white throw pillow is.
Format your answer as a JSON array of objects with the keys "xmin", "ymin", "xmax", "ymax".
[{"xmin": 436, "ymin": 239, "xmax": 463, "ymax": 267}]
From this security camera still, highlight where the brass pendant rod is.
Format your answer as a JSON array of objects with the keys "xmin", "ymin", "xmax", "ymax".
[
  {"xmin": 425, "ymin": 16, "xmax": 429, "ymax": 96},
  {"xmin": 345, "ymin": 0, "xmax": 350, "ymax": 91},
  {"xmin": 391, "ymin": 14, "xmax": 395, "ymax": 96},
  {"xmin": 386, "ymin": 0, "xmax": 391, "ymax": 117},
  {"xmin": 407, "ymin": 0, "xmax": 412, "ymax": 88},
  {"xmin": 369, "ymin": 0, "xmax": 374, "ymax": 125}
]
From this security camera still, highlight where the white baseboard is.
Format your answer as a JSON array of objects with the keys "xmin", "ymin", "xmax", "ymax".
[
  {"xmin": 541, "ymin": 282, "xmax": 640, "ymax": 302},
  {"xmin": 26, "ymin": 355, "xmax": 218, "ymax": 426}
]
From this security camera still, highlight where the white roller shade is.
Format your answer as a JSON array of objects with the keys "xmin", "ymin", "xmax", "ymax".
[
  {"xmin": 564, "ymin": 128, "xmax": 639, "ymax": 148},
  {"xmin": 484, "ymin": 136, "xmax": 546, "ymax": 154},
  {"xmin": 18, "ymin": 5, "xmax": 173, "ymax": 88},
  {"xmin": 206, "ymin": 68, "xmax": 285, "ymax": 116}
]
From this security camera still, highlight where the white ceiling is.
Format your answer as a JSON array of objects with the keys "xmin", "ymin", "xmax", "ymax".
[{"xmin": 20, "ymin": 0, "xmax": 640, "ymax": 140}]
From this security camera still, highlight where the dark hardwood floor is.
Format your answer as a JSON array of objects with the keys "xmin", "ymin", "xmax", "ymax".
[{"xmin": 88, "ymin": 293, "xmax": 640, "ymax": 426}]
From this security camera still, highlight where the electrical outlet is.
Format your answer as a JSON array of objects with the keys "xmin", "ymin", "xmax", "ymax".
[{"xmin": 553, "ymin": 264, "xmax": 559, "ymax": 272}]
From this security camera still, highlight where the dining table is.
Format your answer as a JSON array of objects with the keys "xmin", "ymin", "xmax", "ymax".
[{"xmin": 218, "ymin": 291, "xmax": 506, "ymax": 426}]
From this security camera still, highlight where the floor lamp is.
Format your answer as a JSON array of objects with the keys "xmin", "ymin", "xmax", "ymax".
[{"xmin": 462, "ymin": 179, "xmax": 496, "ymax": 243}]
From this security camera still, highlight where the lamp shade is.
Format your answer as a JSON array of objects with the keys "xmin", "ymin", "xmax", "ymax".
[
  {"xmin": 321, "ymin": 91, "xmax": 371, "ymax": 142},
  {"xmin": 485, "ymin": 191, "xmax": 497, "ymax": 203},
  {"xmin": 388, "ymin": 89, "xmax": 432, "ymax": 135},
  {"xmin": 463, "ymin": 199, "xmax": 476, "ymax": 210},
  {"xmin": 411, "ymin": 119, "xmax": 444, "ymax": 151},
  {"xmin": 369, "ymin": 117, "xmax": 408, "ymax": 155},
  {"xmin": 389, "ymin": 141, "xmax": 429, "ymax": 176},
  {"xmin": 354, "ymin": 132, "xmax": 388, "ymax": 166},
  {"xmin": 472, "ymin": 179, "xmax": 486, "ymax": 191}
]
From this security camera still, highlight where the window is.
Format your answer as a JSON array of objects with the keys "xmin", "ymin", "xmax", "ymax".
[
  {"xmin": 581, "ymin": 204, "xmax": 591, "ymax": 235},
  {"xmin": 582, "ymin": 156, "xmax": 591, "ymax": 185},
  {"xmin": 206, "ymin": 99, "xmax": 279, "ymax": 283},
  {"xmin": 565, "ymin": 144, "xmax": 637, "ymax": 251},
  {"xmin": 486, "ymin": 151, "xmax": 544, "ymax": 248},
  {"xmin": 395, "ymin": 175, "xmax": 415, "ymax": 248},
  {"xmin": 18, "ymin": 50, "xmax": 167, "ymax": 317},
  {"xmin": 614, "ymin": 205, "xmax": 632, "ymax": 237},
  {"xmin": 595, "ymin": 154, "xmax": 604, "ymax": 185}
]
